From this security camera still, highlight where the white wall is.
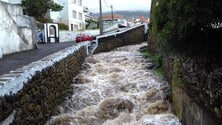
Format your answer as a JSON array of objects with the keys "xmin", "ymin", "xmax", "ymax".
[
  {"xmin": 0, "ymin": 0, "xmax": 9, "ymax": 3},
  {"xmin": 3, "ymin": 2, "xmax": 23, "ymax": 15},
  {"xmin": 50, "ymin": 0, "xmax": 68, "ymax": 27},
  {"xmin": 68, "ymin": 0, "xmax": 85, "ymax": 30},
  {"xmin": 1, "ymin": 0, "xmax": 21, "ymax": 4},
  {"xmin": 59, "ymin": 31, "xmax": 78, "ymax": 42},
  {"xmin": 0, "ymin": 1, "xmax": 35, "ymax": 56},
  {"xmin": 8, "ymin": 0, "xmax": 21, "ymax": 4},
  {"xmin": 59, "ymin": 30, "xmax": 99, "ymax": 42}
]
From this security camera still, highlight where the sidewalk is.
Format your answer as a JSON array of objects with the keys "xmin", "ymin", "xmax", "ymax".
[{"xmin": 0, "ymin": 42, "xmax": 75, "ymax": 76}]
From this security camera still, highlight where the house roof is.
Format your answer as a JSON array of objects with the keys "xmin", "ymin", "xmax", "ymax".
[
  {"xmin": 85, "ymin": 14, "xmax": 97, "ymax": 21},
  {"xmin": 102, "ymin": 14, "xmax": 124, "ymax": 20}
]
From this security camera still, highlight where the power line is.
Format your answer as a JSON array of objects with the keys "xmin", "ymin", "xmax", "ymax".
[
  {"xmin": 102, "ymin": 0, "xmax": 114, "ymax": 16},
  {"xmin": 103, "ymin": 0, "xmax": 111, "ymax": 7},
  {"xmin": 103, "ymin": 0, "xmax": 118, "ymax": 11}
]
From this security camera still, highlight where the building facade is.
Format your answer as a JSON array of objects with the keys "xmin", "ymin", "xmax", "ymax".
[
  {"xmin": 102, "ymin": 14, "xmax": 128, "ymax": 28},
  {"xmin": 2, "ymin": 0, "xmax": 87, "ymax": 31},
  {"xmin": 48, "ymin": 0, "xmax": 85, "ymax": 31}
]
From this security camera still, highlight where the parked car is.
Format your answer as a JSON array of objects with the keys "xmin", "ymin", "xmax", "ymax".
[
  {"xmin": 75, "ymin": 33, "xmax": 93, "ymax": 43},
  {"xmin": 135, "ymin": 19, "xmax": 142, "ymax": 25}
]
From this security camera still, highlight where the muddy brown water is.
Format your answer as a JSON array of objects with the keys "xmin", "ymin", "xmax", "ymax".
[{"xmin": 45, "ymin": 43, "xmax": 181, "ymax": 125}]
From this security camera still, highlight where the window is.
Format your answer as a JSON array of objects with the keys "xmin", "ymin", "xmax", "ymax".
[
  {"xmin": 77, "ymin": 0, "xmax": 82, "ymax": 6},
  {"xmin": 23, "ymin": 9, "xmax": 27, "ymax": 15},
  {"xmin": 71, "ymin": 24, "xmax": 73, "ymax": 31},
  {"xmin": 72, "ymin": 10, "xmax": 76, "ymax": 19},
  {"xmin": 74, "ymin": 25, "xmax": 78, "ymax": 30},
  {"xmin": 78, "ymin": 12, "xmax": 82, "ymax": 20},
  {"xmin": 79, "ymin": 22, "xmax": 82, "ymax": 28}
]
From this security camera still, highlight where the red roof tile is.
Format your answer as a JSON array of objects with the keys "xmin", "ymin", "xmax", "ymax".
[{"xmin": 102, "ymin": 14, "xmax": 124, "ymax": 20}]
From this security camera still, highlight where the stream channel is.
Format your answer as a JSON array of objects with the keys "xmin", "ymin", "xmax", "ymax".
[{"xmin": 46, "ymin": 42, "xmax": 181, "ymax": 125}]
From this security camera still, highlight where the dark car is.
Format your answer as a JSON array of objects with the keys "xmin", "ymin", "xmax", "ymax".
[{"xmin": 75, "ymin": 33, "xmax": 93, "ymax": 43}]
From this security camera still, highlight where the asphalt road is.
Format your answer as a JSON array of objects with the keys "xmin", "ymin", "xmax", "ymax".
[
  {"xmin": 0, "ymin": 28, "xmax": 130, "ymax": 76},
  {"xmin": 0, "ymin": 42, "xmax": 75, "ymax": 76}
]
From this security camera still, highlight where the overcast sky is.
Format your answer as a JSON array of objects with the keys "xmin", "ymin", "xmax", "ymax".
[{"xmin": 82, "ymin": 0, "xmax": 151, "ymax": 13}]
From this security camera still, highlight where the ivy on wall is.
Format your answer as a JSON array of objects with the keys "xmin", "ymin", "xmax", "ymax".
[
  {"xmin": 148, "ymin": 0, "xmax": 222, "ymax": 118},
  {"xmin": 149, "ymin": 0, "xmax": 222, "ymax": 55}
]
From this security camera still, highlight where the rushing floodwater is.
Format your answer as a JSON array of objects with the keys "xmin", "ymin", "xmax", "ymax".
[{"xmin": 46, "ymin": 43, "xmax": 181, "ymax": 125}]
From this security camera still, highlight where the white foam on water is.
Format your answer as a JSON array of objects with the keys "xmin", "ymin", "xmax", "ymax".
[{"xmin": 45, "ymin": 43, "xmax": 181, "ymax": 125}]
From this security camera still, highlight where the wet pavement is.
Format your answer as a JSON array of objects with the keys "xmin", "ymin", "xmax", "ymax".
[{"xmin": 0, "ymin": 42, "xmax": 75, "ymax": 76}]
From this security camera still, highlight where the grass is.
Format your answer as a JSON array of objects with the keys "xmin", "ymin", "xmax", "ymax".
[
  {"xmin": 172, "ymin": 59, "xmax": 183, "ymax": 87},
  {"xmin": 141, "ymin": 49, "xmax": 164, "ymax": 78},
  {"xmin": 155, "ymin": 68, "xmax": 164, "ymax": 78}
]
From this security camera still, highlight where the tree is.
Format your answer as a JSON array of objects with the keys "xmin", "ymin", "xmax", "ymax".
[
  {"xmin": 85, "ymin": 19, "xmax": 97, "ymax": 29},
  {"xmin": 21, "ymin": 0, "xmax": 63, "ymax": 18}
]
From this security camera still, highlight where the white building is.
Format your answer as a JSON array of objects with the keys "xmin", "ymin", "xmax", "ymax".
[
  {"xmin": 3, "ymin": 0, "xmax": 86, "ymax": 31},
  {"xmin": 0, "ymin": 0, "xmax": 20, "ymax": 4},
  {"xmin": 83, "ymin": 6, "xmax": 97, "ymax": 21},
  {"xmin": 48, "ymin": 0, "xmax": 85, "ymax": 31}
]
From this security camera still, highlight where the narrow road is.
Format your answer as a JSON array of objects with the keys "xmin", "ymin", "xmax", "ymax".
[{"xmin": 0, "ymin": 42, "xmax": 75, "ymax": 76}]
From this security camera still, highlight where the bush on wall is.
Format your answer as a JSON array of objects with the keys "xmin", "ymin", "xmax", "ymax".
[
  {"xmin": 148, "ymin": 0, "xmax": 222, "ymax": 117},
  {"xmin": 150, "ymin": 0, "xmax": 222, "ymax": 55}
]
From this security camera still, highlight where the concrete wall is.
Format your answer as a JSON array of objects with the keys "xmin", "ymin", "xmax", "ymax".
[
  {"xmin": 103, "ymin": 23, "xmax": 119, "ymax": 33},
  {"xmin": 1, "ymin": 0, "xmax": 21, "ymax": 4},
  {"xmin": 172, "ymin": 85, "xmax": 221, "ymax": 125},
  {"xmin": 0, "ymin": 1, "xmax": 36, "ymax": 56},
  {"xmin": 2, "ymin": 2, "xmax": 23, "ymax": 16},
  {"xmin": 0, "ymin": 25, "xmax": 145, "ymax": 124}
]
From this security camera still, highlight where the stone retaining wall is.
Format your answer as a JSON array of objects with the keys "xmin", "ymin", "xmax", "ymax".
[
  {"xmin": 0, "ymin": 24, "xmax": 146, "ymax": 124},
  {"xmin": 0, "ymin": 43, "xmax": 89, "ymax": 125},
  {"xmin": 161, "ymin": 54, "xmax": 222, "ymax": 125},
  {"xmin": 94, "ymin": 24, "xmax": 145, "ymax": 54},
  {"xmin": 148, "ymin": 21, "xmax": 222, "ymax": 124}
]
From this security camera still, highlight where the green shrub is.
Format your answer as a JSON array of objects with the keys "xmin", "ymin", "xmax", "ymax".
[
  {"xmin": 172, "ymin": 59, "xmax": 183, "ymax": 87},
  {"xmin": 36, "ymin": 18, "xmax": 53, "ymax": 23},
  {"xmin": 149, "ymin": 0, "xmax": 222, "ymax": 55},
  {"xmin": 58, "ymin": 23, "xmax": 69, "ymax": 30},
  {"xmin": 35, "ymin": 18, "xmax": 69, "ymax": 30},
  {"xmin": 141, "ymin": 48, "xmax": 164, "ymax": 78}
]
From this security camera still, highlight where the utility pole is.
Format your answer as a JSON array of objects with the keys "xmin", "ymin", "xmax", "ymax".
[
  {"xmin": 111, "ymin": 5, "xmax": 113, "ymax": 21},
  {"xmin": 99, "ymin": 0, "xmax": 103, "ymax": 35}
]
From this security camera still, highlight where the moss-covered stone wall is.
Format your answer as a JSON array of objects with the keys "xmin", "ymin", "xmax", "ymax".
[
  {"xmin": 148, "ymin": 0, "xmax": 222, "ymax": 124},
  {"xmin": 0, "ymin": 44, "xmax": 88, "ymax": 125},
  {"xmin": 159, "ymin": 52, "xmax": 222, "ymax": 125},
  {"xmin": 94, "ymin": 25, "xmax": 145, "ymax": 54}
]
